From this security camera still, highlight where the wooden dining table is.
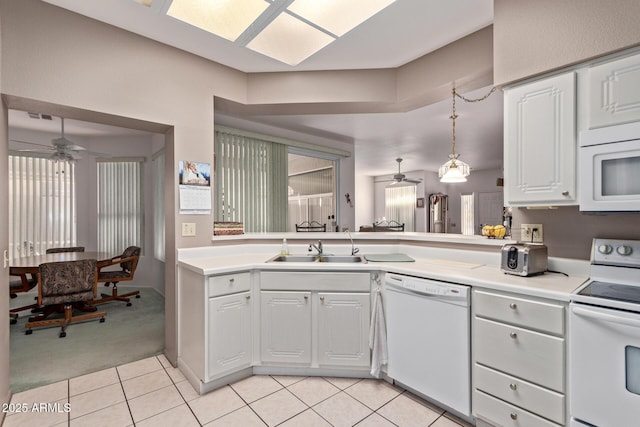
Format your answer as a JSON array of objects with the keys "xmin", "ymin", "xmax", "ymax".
[{"xmin": 10, "ymin": 251, "xmax": 117, "ymax": 276}]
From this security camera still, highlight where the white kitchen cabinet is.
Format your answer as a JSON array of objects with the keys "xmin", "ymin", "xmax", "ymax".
[
  {"xmin": 178, "ymin": 268, "xmax": 254, "ymax": 392},
  {"xmin": 259, "ymin": 271, "xmax": 371, "ymax": 369},
  {"xmin": 317, "ymin": 292, "xmax": 370, "ymax": 368},
  {"xmin": 208, "ymin": 291, "xmax": 252, "ymax": 378},
  {"xmin": 504, "ymin": 72, "xmax": 577, "ymax": 206},
  {"xmin": 589, "ymin": 52, "xmax": 640, "ymax": 129},
  {"xmin": 260, "ymin": 291, "xmax": 312, "ymax": 365},
  {"xmin": 472, "ymin": 289, "xmax": 567, "ymax": 426}
]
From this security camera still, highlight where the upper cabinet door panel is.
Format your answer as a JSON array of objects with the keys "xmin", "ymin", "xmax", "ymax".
[
  {"xmin": 504, "ymin": 72, "xmax": 576, "ymax": 205},
  {"xmin": 589, "ymin": 53, "xmax": 640, "ymax": 129}
]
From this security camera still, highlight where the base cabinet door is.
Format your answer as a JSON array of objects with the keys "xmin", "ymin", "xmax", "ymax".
[
  {"xmin": 207, "ymin": 291, "xmax": 252, "ymax": 379},
  {"xmin": 317, "ymin": 292, "xmax": 370, "ymax": 368},
  {"xmin": 260, "ymin": 291, "xmax": 312, "ymax": 365}
]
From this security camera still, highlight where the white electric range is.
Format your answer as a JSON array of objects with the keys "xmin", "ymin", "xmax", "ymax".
[{"xmin": 570, "ymin": 238, "xmax": 640, "ymax": 426}]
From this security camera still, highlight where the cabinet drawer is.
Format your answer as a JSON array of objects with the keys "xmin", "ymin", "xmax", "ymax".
[
  {"xmin": 474, "ymin": 290, "xmax": 565, "ymax": 335},
  {"xmin": 474, "ymin": 317, "xmax": 564, "ymax": 392},
  {"xmin": 208, "ymin": 272, "xmax": 251, "ymax": 298},
  {"xmin": 474, "ymin": 390, "xmax": 561, "ymax": 427},
  {"xmin": 474, "ymin": 364, "xmax": 564, "ymax": 424}
]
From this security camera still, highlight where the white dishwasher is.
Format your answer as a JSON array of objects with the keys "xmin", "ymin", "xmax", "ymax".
[{"xmin": 386, "ymin": 273, "xmax": 471, "ymax": 417}]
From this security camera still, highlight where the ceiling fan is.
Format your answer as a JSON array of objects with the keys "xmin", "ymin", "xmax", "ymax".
[
  {"xmin": 10, "ymin": 117, "xmax": 106, "ymax": 161},
  {"xmin": 381, "ymin": 158, "xmax": 423, "ymax": 185}
]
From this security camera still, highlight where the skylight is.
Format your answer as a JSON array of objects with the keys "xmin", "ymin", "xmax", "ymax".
[{"xmin": 164, "ymin": 0, "xmax": 397, "ymax": 66}]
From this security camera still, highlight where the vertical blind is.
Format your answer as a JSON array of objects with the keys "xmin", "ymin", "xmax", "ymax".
[
  {"xmin": 8, "ymin": 155, "xmax": 77, "ymax": 258},
  {"xmin": 152, "ymin": 150, "xmax": 165, "ymax": 261},
  {"xmin": 461, "ymin": 193, "xmax": 475, "ymax": 235},
  {"xmin": 97, "ymin": 158, "xmax": 144, "ymax": 254},
  {"xmin": 384, "ymin": 185, "xmax": 416, "ymax": 232},
  {"xmin": 215, "ymin": 131, "xmax": 288, "ymax": 232}
]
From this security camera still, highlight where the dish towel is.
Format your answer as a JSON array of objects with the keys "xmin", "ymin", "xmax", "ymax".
[{"xmin": 369, "ymin": 284, "xmax": 388, "ymax": 378}]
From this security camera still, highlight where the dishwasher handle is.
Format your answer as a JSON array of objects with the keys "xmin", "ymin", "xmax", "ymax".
[{"xmin": 386, "ymin": 282, "xmax": 470, "ymax": 307}]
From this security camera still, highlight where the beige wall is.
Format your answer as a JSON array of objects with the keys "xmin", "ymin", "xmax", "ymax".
[
  {"xmin": 493, "ymin": 0, "xmax": 640, "ymax": 85},
  {"xmin": 512, "ymin": 207, "xmax": 640, "ymax": 260}
]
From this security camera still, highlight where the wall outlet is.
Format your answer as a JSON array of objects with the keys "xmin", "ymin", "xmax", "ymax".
[
  {"xmin": 521, "ymin": 223, "xmax": 543, "ymax": 243},
  {"xmin": 182, "ymin": 223, "xmax": 196, "ymax": 237}
]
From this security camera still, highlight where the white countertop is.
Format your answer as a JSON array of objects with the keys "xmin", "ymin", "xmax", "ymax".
[{"xmin": 178, "ymin": 249, "xmax": 588, "ymax": 302}]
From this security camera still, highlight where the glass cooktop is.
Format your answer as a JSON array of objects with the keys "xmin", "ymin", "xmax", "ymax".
[{"xmin": 577, "ymin": 281, "xmax": 640, "ymax": 305}]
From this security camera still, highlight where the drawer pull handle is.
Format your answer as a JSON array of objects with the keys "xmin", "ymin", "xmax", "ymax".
[
  {"xmin": 245, "ymin": 295, "xmax": 250, "ymax": 300},
  {"xmin": 304, "ymin": 295, "xmax": 309, "ymax": 301},
  {"xmin": 510, "ymin": 332, "xmax": 518, "ymax": 339},
  {"xmin": 509, "ymin": 383, "xmax": 517, "ymax": 390},
  {"xmin": 510, "ymin": 413, "xmax": 518, "ymax": 420},
  {"xmin": 320, "ymin": 296, "xmax": 325, "ymax": 301},
  {"xmin": 229, "ymin": 278, "xmax": 235, "ymax": 284},
  {"xmin": 509, "ymin": 303, "xmax": 517, "ymax": 310},
  {"xmin": 562, "ymin": 191, "xmax": 569, "ymax": 196}
]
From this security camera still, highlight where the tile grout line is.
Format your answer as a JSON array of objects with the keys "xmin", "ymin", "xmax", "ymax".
[
  {"xmin": 157, "ymin": 356, "xmax": 202, "ymax": 426},
  {"xmin": 114, "ymin": 362, "xmax": 136, "ymax": 427},
  {"xmin": 227, "ymin": 383, "xmax": 269, "ymax": 426}
]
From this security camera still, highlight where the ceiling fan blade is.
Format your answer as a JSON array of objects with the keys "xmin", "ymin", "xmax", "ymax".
[
  {"xmin": 405, "ymin": 178, "xmax": 423, "ymax": 184},
  {"xmin": 10, "ymin": 139, "xmax": 55, "ymax": 149}
]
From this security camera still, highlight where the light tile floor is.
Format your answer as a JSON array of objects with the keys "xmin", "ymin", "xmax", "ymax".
[{"xmin": 3, "ymin": 355, "xmax": 474, "ymax": 427}]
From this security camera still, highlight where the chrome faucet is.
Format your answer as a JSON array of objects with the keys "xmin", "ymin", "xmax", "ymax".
[
  {"xmin": 343, "ymin": 228, "xmax": 360, "ymax": 255},
  {"xmin": 308, "ymin": 240, "xmax": 323, "ymax": 255}
]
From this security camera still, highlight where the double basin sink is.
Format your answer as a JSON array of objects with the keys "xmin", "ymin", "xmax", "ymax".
[{"xmin": 267, "ymin": 254, "xmax": 366, "ymax": 263}]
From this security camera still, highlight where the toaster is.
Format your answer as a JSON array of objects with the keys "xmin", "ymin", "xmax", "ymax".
[{"xmin": 501, "ymin": 243, "xmax": 548, "ymax": 276}]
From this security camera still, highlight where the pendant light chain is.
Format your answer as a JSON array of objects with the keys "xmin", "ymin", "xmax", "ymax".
[
  {"xmin": 450, "ymin": 85, "xmax": 497, "ymax": 158},
  {"xmin": 450, "ymin": 87, "xmax": 458, "ymax": 158},
  {"xmin": 440, "ymin": 85, "xmax": 496, "ymax": 183}
]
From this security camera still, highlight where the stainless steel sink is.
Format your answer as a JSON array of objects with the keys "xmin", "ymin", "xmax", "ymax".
[
  {"xmin": 318, "ymin": 255, "xmax": 365, "ymax": 263},
  {"xmin": 268, "ymin": 255, "xmax": 319, "ymax": 262},
  {"xmin": 267, "ymin": 254, "xmax": 366, "ymax": 263}
]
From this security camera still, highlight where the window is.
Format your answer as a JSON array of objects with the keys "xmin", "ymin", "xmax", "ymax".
[
  {"xmin": 97, "ymin": 158, "xmax": 144, "ymax": 254},
  {"xmin": 287, "ymin": 152, "xmax": 336, "ymax": 232},
  {"xmin": 384, "ymin": 184, "xmax": 415, "ymax": 231},
  {"xmin": 8, "ymin": 155, "xmax": 77, "ymax": 258},
  {"xmin": 215, "ymin": 127, "xmax": 345, "ymax": 233},
  {"xmin": 152, "ymin": 150, "xmax": 165, "ymax": 261},
  {"xmin": 461, "ymin": 193, "xmax": 475, "ymax": 235},
  {"xmin": 215, "ymin": 130, "xmax": 288, "ymax": 232}
]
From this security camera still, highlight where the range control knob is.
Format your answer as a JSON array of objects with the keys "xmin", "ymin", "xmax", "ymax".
[
  {"xmin": 598, "ymin": 244, "xmax": 613, "ymax": 255},
  {"xmin": 617, "ymin": 245, "xmax": 633, "ymax": 256}
]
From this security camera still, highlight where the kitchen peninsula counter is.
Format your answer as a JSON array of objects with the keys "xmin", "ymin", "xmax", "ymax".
[{"xmin": 179, "ymin": 234, "xmax": 589, "ymax": 301}]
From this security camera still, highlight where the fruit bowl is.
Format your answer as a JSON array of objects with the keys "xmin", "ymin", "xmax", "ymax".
[{"xmin": 482, "ymin": 224, "xmax": 507, "ymax": 239}]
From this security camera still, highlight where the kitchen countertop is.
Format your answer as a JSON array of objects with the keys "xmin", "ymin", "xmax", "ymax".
[{"xmin": 178, "ymin": 250, "xmax": 588, "ymax": 302}]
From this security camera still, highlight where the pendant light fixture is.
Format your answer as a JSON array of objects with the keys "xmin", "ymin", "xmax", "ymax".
[
  {"xmin": 439, "ymin": 86, "xmax": 470, "ymax": 183},
  {"xmin": 439, "ymin": 85, "xmax": 496, "ymax": 183}
]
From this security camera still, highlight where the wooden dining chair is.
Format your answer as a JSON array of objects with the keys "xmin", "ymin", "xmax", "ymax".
[
  {"xmin": 24, "ymin": 259, "xmax": 106, "ymax": 338},
  {"xmin": 89, "ymin": 246, "xmax": 141, "ymax": 307},
  {"xmin": 295, "ymin": 221, "xmax": 327, "ymax": 232},
  {"xmin": 372, "ymin": 220, "xmax": 405, "ymax": 232}
]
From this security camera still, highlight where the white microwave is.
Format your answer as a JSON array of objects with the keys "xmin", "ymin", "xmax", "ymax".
[{"xmin": 579, "ymin": 121, "xmax": 640, "ymax": 212}]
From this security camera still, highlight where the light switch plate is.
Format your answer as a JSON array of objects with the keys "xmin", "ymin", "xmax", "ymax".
[{"xmin": 182, "ymin": 223, "xmax": 196, "ymax": 237}]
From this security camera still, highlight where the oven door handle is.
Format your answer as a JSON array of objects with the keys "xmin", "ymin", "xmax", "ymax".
[{"xmin": 573, "ymin": 306, "xmax": 640, "ymax": 328}]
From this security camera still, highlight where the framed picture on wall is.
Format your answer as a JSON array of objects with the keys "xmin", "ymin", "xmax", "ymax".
[{"xmin": 416, "ymin": 198, "xmax": 425, "ymax": 208}]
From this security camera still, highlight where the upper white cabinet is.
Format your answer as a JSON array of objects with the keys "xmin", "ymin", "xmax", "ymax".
[
  {"xmin": 504, "ymin": 72, "xmax": 577, "ymax": 206},
  {"xmin": 589, "ymin": 53, "xmax": 640, "ymax": 129}
]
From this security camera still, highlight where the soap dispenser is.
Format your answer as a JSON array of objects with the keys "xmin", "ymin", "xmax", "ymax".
[{"xmin": 280, "ymin": 238, "xmax": 290, "ymax": 256}]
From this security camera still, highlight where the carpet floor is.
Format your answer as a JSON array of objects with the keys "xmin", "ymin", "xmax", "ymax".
[{"xmin": 9, "ymin": 286, "xmax": 165, "ymax": 393}]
